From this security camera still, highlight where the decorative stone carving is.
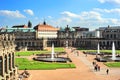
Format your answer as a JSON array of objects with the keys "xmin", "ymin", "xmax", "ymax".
[
  {"xmin": 1, "ymin": 34, "xmax": 5, "ymax": 41},
  {"xmin": 0, "ymin": 33, "xmax": 18, "ymax": 80},
  {"xmin": 9, "ymin": 35, "xmax": 13, "ymax": 41},
  {"xmin": 5, "ymin": 34, "xmax": 8, "ymax": 41},
  {"xmin": 8, "ymin": 34, "xmax": 10, "ymax": 40},
  {"xmin": 12, "ymin": 34, "xmax": 15, "ymax": 40}
]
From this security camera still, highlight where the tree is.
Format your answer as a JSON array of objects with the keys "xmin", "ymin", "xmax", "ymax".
[{"xmin": 28, "ymin": 21, "xmax": 32, "ymax": 28}]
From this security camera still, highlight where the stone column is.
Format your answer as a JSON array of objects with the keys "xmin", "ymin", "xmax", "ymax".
[{"xmin": 12, "ymin": 53, "xmax": 15, "ymax": 68}]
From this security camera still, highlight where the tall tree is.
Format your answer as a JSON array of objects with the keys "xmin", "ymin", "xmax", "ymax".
[{"xmin": 28, "ymin": 21, "xmax": 32, "ymax": 28}]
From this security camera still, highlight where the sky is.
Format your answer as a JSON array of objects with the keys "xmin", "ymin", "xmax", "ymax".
[{"xmin": 0, "ymin": 0, "xmax": 120, "ymax": 30}]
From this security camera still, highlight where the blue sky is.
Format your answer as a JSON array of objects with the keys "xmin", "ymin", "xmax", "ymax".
[{"xmin": 0, "ymin": 0, "xmax": 120, "ymax": 30}]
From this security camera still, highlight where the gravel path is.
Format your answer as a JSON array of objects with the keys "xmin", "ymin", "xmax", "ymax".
[{"xmin": 19, "ymin": 48, "xmax": 120, "ymax": 80}]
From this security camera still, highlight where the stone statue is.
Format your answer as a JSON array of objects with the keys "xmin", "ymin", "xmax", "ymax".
[
  {"xmin": 1, "ymin": 34, "xmax": 4, "ymax": 40},
  {"xmin": 12, "ymin": 34, "xmax": 15, "ymax": 40},
  {"xmin": 9, "ymin": 34, "xmax": 13, "ymax": 41},
  {"xmin": 5, "ymin": 34, "xmax": 8, "ymax": 40}
]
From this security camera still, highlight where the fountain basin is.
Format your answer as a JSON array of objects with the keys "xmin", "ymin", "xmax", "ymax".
[
  {"xmin": 33, "ymin": 57, "xmax": 72, "ymax": 63},
  {"xmin": 95, "ymin": 57, "xmax": 107, "ymax": 62},
  {"xmin": 95, "ymin": 56, "xmax": 120, "ymax": 62},
  {"xmin": 85, "ymin": 52, "xmax": 102, "ymax": 55}
]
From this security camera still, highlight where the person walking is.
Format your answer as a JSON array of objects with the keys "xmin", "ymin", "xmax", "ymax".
[
  {"xmin": 106, "ymin": 69, "xmax": 109, "ymax": 75},
  {"xmin": 97, "ymin": 65, "xmax": 100, "ymax": 71},
  {"xmin": 92, "ymin": 61, "xmax": 96, "ymax": 66},
  {"xmin": 94, "ymin": 65, "xmax": 98, "ymax": 71}
]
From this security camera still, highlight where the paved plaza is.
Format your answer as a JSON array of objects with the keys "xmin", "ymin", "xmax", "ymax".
[{"xmin": 19, "ymin": 48, "xmax": 120, "ymax": 80}]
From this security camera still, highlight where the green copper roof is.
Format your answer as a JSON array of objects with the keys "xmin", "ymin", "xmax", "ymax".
[
  {"xmin": 0, "ymin": 28, "xmax": 35, "ymax": 32},
  {"xmin": 59, "ymin": 27, "xmax": 75, "ymax": 31}
]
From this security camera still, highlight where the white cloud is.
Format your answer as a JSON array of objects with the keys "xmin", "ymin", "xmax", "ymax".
[
  {"xmin": 55, "ymin": 11, "xmax": 104, "ymax": 27},
  {"xmin": 80, "ymin": 10, "xmax": 120, "ymax": 26},
  {"xmin": 94, "ymin": 8, "xmax": 120, "ymax": 14},
  {"xmin": 47, "ymin": 10, "xmax": 120, "ymax": 29},
  {"xmin": 47, "ymin": 16, "xmax": 52, "ymax": 19},
  {"xmin": 98, "ymin": 0, "xmax": 106, "ymax": 3},
  {"xmin": 24, "ymin": 9, "xmax": 34, "ymax": 16},
  {"xmin": 81, "ymin": 11, "xmax": 102, "ymax": 20},
  {"xmin": 60, "ymin": 17, "xmax": 72, "ymax": 23},
  {"xmin": 61, "ymin": 11, "xmax": 102, "ymax": 21},
  {"xmin": 62, "ymin": 11, "xmax": 120, "ymax": 27},
  {"xmin": 49, "ymin": 17, "xmax": 72, "ymax": 27},
  {"xmin": 0, "ymin": 10, "xmax": 25, "ymax": 18},
  {"xmin": 98, "ymin": 0, "xmax": 120, "ymax": 4},
  {"xmin": 61, "ymin": 11, "xmax": 81, "ymax": 18},
  {"xmin": 109, "ymin": 18, "xmax": 120, "ymax": 25}
]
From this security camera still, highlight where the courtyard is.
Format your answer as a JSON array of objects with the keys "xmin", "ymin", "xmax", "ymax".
[{"xmin": 18, "ymin": 48, "xmax": 120, "ymax": 80}]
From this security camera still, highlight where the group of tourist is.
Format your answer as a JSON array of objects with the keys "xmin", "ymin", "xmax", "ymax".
[
  {"xmin": 92, "ymin": 61, "xmax": 100, "ymax": 71},
  {"xmin": 71, "ymin": 48, "xmax": 110, "ymax": 75},
  {"xmin": 70, "ymin": 48, "xmax": 80, "ymax": 56},
  {"xmin": 18, "ymin": 69, "xmax": 30, "ymax": 80},
  {"xmin": 92, "ymin": 61, "xmax": 109, "ymax": 75}
]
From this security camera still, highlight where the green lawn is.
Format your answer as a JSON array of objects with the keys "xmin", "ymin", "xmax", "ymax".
[
  {"xmin": 15, "ymin": 58, "xmax": 75, "ymax": 70},
  {"xmin": 15, "ymin": 47, "xmax": 65, "ymax": 56},
  {"xmin": 79, "ymin": 50, "xmax": 120, "ymax": 54},
  {"xmin": 54, "ymin": 47, "xmax": 65, "ymax": 52},
  {"xmin": 15, "ymin": 50, "xmax": 50, "ymax": 56},
  {"xmin": 104, "ymin": 62, "xmax": 120, "ymax": 67},
  {"xmin": 79, "ymin": 49, "xmax": 120, "ymax": 67}
]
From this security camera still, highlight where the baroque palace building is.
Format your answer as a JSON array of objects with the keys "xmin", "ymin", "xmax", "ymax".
[
  {"xmin": 0, "ymin": 21, "xmax": 120, "ymax": 50},
  {"xmin": 0, "ymin": 34, "xmax": 18, "ymax": 80}
]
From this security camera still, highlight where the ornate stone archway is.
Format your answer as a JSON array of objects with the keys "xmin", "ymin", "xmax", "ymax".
[
  {"xmin": 4, "ymin": 55, "xmax": 8, "ymax": 74},
  {"xmin": 0, "ymin": 56, "xmax": 3, "ymax": 76}
]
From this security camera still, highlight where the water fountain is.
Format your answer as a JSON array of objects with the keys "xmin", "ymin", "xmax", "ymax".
[
  {"xmin": 51, "ymin": 43, "xmax": 54, "ymax": 60},
  {"xmin": 96, "ymin": 31, "xmax": 100, "ymax": 55},
  {"xmin": 97, "ymin": 42, "xmax": 100, "ymax": 54},
  {"xmin": 112, "ymin": 42, "xmax": 116, "ymax": 60},
  {"xmin": 96, "ymin": 41, "xmax": 120, "ymax": 62},
  {"xmin": 33, "ymin": 43, "xmax": 71, "ymax": 62}
]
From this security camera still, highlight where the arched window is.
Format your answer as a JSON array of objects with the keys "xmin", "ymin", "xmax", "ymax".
[
  {"xmin": 114, "ymin": 34, "xmax": 116, "ymax": 39},
  {"xmin": 12, "ymin": 53, "xmax": 14, "ymax": 68},
  {"xmin": 0, "ymin": 57, "xmax": 2, "ymax": 75},
  {"xmin": 28, "ymin": 42, "xmax": 31, "ymax": 46},
  {"xmin": 106, "ymin": 34, "xmax": 109, "ymax": 39},
  {"xmin": 17, "ymin": 42, "xmax": 19, "ymax": 46},
  {"xmin": 110, "ymin": 34, "xmax": 112, "ymax": 39},
  {"xmin": 25, "ymin": 42, "xmax": 27, "ymax": 46},
  {"xmin": 32, "ymin": 42, "xmax": 35, "ymax": 46},
  {"xmin": 4, "ymin": 55, "xmax": 7, "ymax": 73},
  {"xmin": 8, "ymin": 54, "xmax": 11, "ymax": 70},
  {"xmin": 107, "ymin": 41, "xmax": 109, "ymax": 46},
  {"xmin": 21, "ymin": 42, "xmax": 23, "ymax": 46}
]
